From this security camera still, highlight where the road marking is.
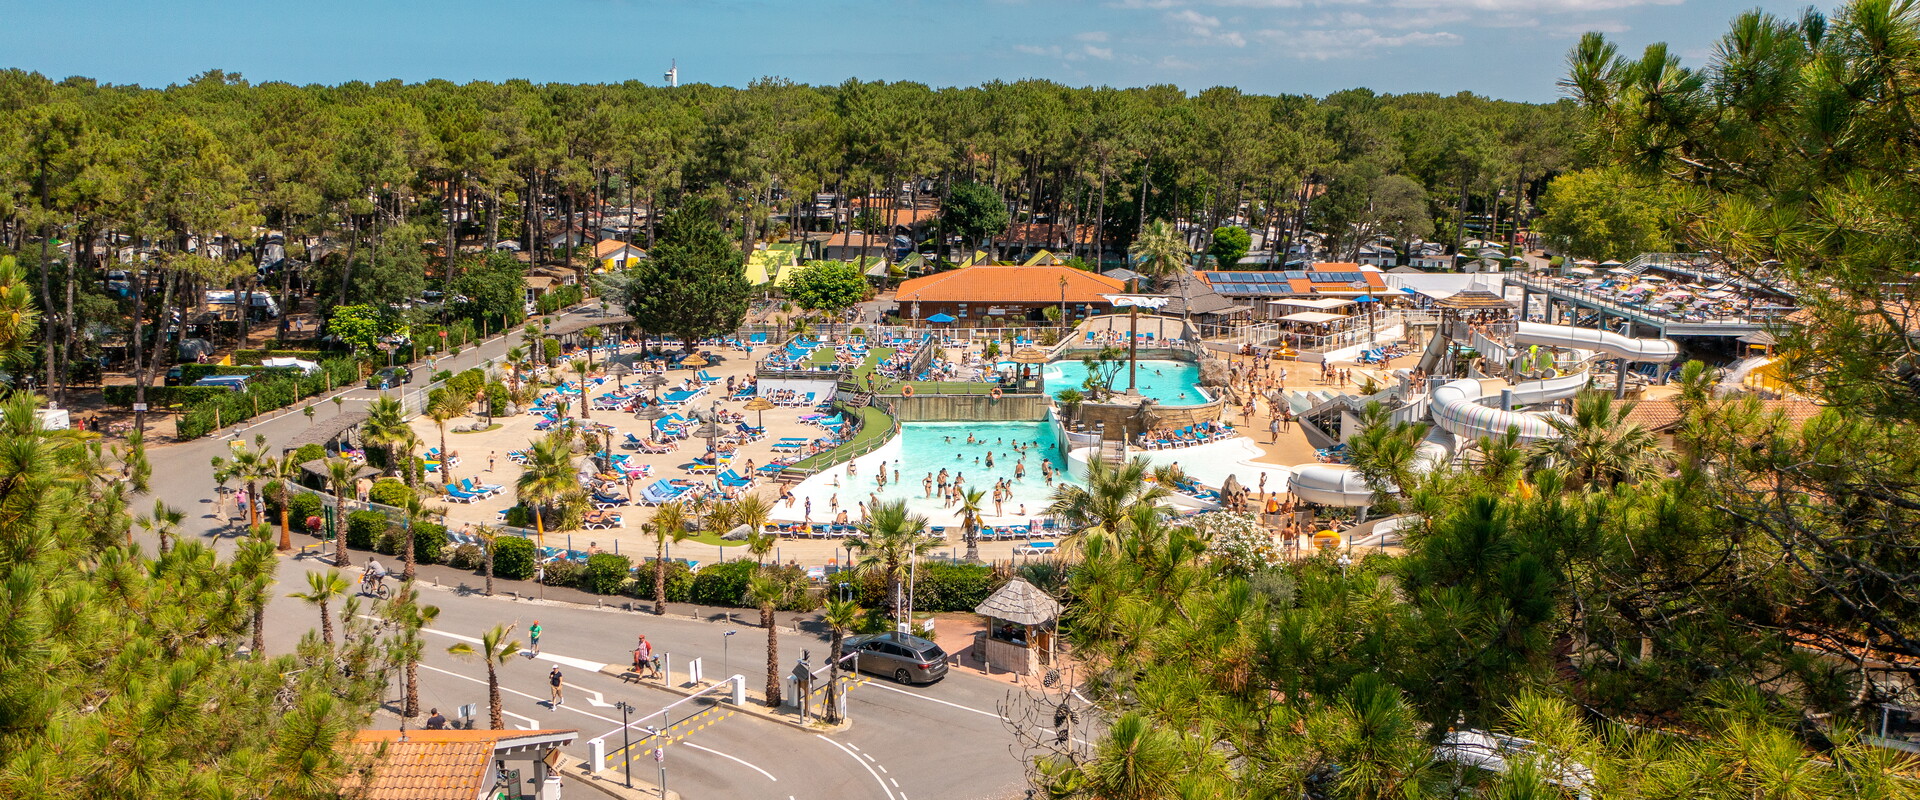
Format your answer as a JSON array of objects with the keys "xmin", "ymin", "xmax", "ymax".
[
  {"xmin": 683, "ymin": 742, "xmax": 777, "ymax": 781},
  {"xmin": 890, "ymin": 778, "xmax": 900, "ymax": 788},
  {"xmin": 858, "ymin": 681, "xmax": 1094, "ymax": 745},
  {"xmin": 576, "ymin": 687, "xmax": 614, "ymax": 708},
  {"xmin": 408, "ymin": 623, "xmax": 608, "ymax": 672},
  {"xmin": 504, "ymin": 711, "xmax": 538, "ymax": 730},
  {"xmin": 817, "ymin": 734, "xmax": 895, "ymax": 800},
  {"xmin": 419, "ymin": 664, "xmax": 622, "ymax": 727}
]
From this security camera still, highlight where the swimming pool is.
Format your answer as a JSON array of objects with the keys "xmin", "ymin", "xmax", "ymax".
[
  {"xmin": 1043, "ymin": 359, "xmax": 1209, "ymax": 406},
  {"xmin": 777, "ymin": 420, "xmax": 1071, "ymax": 525}
]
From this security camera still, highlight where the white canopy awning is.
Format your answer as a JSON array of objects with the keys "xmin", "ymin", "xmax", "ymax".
[
  {"xmin": 1568, "ymin": 266, "xmax": 1595, "ymax": 276},
  {"xmin": 1277, "ymin": 311, "xmax": 1348, "ymax": 324},
  {"xmin": 1269, "ymin": 297, "xmax": 1355, "ymax": 311}
]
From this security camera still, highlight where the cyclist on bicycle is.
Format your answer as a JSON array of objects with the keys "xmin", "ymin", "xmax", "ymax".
[{"xmin": 362, "ymin": 559, "xmax": 388, "ymax": 595}]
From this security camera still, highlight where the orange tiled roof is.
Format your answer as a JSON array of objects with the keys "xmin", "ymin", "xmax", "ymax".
[
  {"xmin": 343, "ymin": 729, "xmax": 574, "ymax": 800},
  {"xmin": 593, "ymin": 239, "xmax": 644, "ymax": 259},
  {"xmin": 1626, "ymin": 397, "xmax": 1824, "ymax": 432},
  {"xmin": 896, "ymin": 265, "xmax": 1125, "ymax": 305},
  {"xmin": 1000, "ymin": 223, "xmax": 1096, "ymax": 246}
]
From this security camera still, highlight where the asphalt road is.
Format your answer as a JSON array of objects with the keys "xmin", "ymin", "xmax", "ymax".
[{"xmin": 140, "ymin": 307, "xmax": 1039, "ymax": 800}]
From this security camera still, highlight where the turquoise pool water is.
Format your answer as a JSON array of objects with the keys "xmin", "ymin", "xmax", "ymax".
[
  {"xmin": 1043, "ymin": 359, "xmax": 1209, "ymax": 405},
  {"xmin": 809, "ymin": 420, "xmax": 1071, "ymax": 523}
]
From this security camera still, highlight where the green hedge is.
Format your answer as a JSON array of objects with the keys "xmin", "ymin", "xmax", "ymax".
[
  {"xmin": 413, "ymin": 523, "xmax": 448, "ymax": 565},
  {"xmin": 486, "ymin": 382, "xmax": 509, "ymax": 416},
  {"xmin": 151, "ymin": 357, "xmax": 362, "ymax": 440},
  {"xmin": 584, "ymin": 553, "xmax": 634, "ymax": 595},
  {"xmin": 346, "ymin": 510, "xmax": 389, "ymax": 550},
  {"xmin": 287, "ymin": 493, "xmax": 323, "ymax": 532},
  {"xmin": 913, "ymin": 562, "xmax": 999, "ymax": 612},
  {"xmin": 368, "ymin": 479, "xmax": 413, "ymax": 508},
  {"xmin": 292, "ymin": 443, "xmax": 326, "ymax": 466},
  {"xmin": 172, "ymin": 364, "xmax": 305, "ymax": 385},
  {"xmin": 492, "ymin": 536, "xmax": 536, "ymax": 580},
  {"xmin": 688, "ymin": 560, "xmax": 757, "ymax": 607},
  {"xmin": 624, "ymin": 560, "xmax": 696, "ymax": 603}
]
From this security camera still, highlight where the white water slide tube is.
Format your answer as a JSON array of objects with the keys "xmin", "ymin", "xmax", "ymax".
[
  {"xmin": 1511, "ymin": 321, "xmax": 1680, "ymax": 363},
  {"xmin": 1289, "ymin": 429, "xmax": 1452, "ymax": 508},
  {"xmin": 1430, "ymin": 377, "xmax": 1563, "ymax": 443}
]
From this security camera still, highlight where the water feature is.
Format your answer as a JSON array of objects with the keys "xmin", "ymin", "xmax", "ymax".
[
  {"xmin": 1043, "ymin": 359, "xmax": 1209, "ymax": 405},
  {"xmin": 778, "ymin": 420, "xmax": 1071, "ymax": 525}
]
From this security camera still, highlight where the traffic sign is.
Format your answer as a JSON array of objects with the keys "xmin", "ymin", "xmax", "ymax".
[{"xmin": 132, "ymin": 403, "xmax": 148, "ymax": 412}]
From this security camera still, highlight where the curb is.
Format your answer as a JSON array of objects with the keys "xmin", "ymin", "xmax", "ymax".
[{"xmin": 592, "ymin": 664, "xmax": 854, "ymax": 736}]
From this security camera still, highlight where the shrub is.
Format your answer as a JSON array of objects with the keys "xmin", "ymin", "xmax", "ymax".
[
  {"xmin": 368, "ymin": 478, "xmax": 413, "ymax": 508},
  {"xmin": 346, "ymin": 510, "xmax": 390, "ymax": 551},
  {"xmin": 447, "ymin": 543, "xmax": 484, "ymax": 570},
  {"xmin": 914, "ymin": 562, "xmax": 1000, "ymax": 612},
  {"xmin": 413, "ymin": 523, "xmax": 448, "ymax": 565},
  {"xmin": 541, "ymin": 558, "xmax": 587, "ymax": 588},
  {"xmin": 492, "ymin": 535, "xmax": 537, "ymax": 580},
  {"xmin": 584, "ymin": 553, "xmax": 634, "ymax": 595},
  {"xmin": 486, "ymin": 381, "xmax": 509, "ymax": 416},
  {"xmin": 626, "ymin": 559, "xmax": 696, "ymax": 602},
  {"xmin": 293, "ymin": 443, "xmax": 327, "ymax": 466},
  {"xmin": 504, "ymin": 506, "xmax": 532, "ymax": 528},
  {"xmin": 287, "ymin": 493, "xmax": 323, "ymax": 532},
  {"xmin": 688, "ymin": 560, "xmax": 758, "ymax": 607}
]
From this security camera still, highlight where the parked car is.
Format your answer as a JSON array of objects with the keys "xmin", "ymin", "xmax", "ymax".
[
  {"xmin": 839, "ymin": 632, "xmax": 949, "ymax": 685},
  {"xmin": 192, "ymin": 374, "xmax": 252, "ymax": 392},
  {"xmin": 367, "ymin": 366, "xmax": 414, "ymax": 389}
]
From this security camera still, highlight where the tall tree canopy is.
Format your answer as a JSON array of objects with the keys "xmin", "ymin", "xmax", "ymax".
[{"xmin": 604, "ymin": 199, "xmax": 749, "ymax": 348}]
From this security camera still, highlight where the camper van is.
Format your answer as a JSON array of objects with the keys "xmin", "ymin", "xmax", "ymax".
[{"xmin": 203, "ymin": 290, "xmax": 281, "ymax": 321}]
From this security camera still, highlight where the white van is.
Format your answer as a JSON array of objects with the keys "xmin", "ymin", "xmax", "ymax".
[{"xmin": 204, "ymin": 290, "xmax": 281, "ymax": 320}]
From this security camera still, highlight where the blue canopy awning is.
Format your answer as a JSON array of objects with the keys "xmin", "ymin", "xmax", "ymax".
[{"xmin": 925, "ymin": 313, "xmax": 957, "ymax": 323}]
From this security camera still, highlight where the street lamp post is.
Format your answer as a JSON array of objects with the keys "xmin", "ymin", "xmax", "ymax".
[
  {"xmin": 723, "ymin": 629, "xmax": 736, "ymax": 678},
  {"xmin": 613, "ymin": 701, "xmax": 635, "ymax": 788}
]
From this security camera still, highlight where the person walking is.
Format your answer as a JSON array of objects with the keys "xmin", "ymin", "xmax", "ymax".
[
  {"xmin": 548, "ymin": 667, "xmax": 564, "ymax": 707},
  {"xmin": 1269, "ymin": 416, "xmax": 1281, "ymax": 443},
  {"xmin": 634, "ymin": 634, "xmax": 656, "ymax": 678},
  {"xmin": 529, "ymin": 621, "xmax": 543, "ymax": 655}
]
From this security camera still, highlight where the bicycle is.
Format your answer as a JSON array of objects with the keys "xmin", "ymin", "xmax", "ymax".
[{"xmin": 360, "ymin": 574, "xmax": 391, "ymax": 600}]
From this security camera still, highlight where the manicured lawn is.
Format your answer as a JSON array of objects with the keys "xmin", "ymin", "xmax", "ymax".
[
  {"xmin": 789, "ymin": 405, "xmax": 894, "ymax": 472},
  {"xmin": 680, "ymin": 531, "xmax": 741, "ymax": 548},
  {"xmin": 807, "ymin": 347, "xmax": 838, "ymax": 366}
]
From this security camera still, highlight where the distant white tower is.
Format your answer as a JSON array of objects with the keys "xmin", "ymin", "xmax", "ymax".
[{"xmin": 664, "ymin": 60, "xmax": 678, "ymax": 88}]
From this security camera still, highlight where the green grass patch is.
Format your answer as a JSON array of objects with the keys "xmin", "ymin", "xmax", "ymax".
[
  {"xmin": 679, "ymin": 531, "xmax": 742, "ymax": 548},
  {"xmin": 807, "ymin": 346, "xmax": 839, "ymax": 366},
  {"xmin": 789, "ymin": 405, "xmax": 895, "ymax": 472},
  {"xmin": 451, "ymin": 424, "xmax": 504, "ymax": 434}
]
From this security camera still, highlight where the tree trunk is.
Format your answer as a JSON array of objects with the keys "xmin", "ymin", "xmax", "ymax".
[
  {"xmin": 334, "ymin": 491, "xmax": 351, "ymax": 567},
  {"xmin": 485, "ymin": 553, "xmax": 495, "ymax": 596},
  {"xmin": 405, "ymin": 653, "xmax": 421, "ymax": 718},
  {"xmin": 253, "ymin": 601, "xmax": 267, "ymax": 655},
  {"xmin": 318, "ymin": 599, "xmax": 335, "ymax": 648},
  {"xmin": 339, "ymin": 209, "xmax": 357, "ymax": 308},
  {"xmin": 279, "ymin": 504, "xmax": 292, "ymax": 551},
  {"xmin": 129, "ymin": 260, "xmax": 149, "ymax": 432},
  {"xmin": 763, "ymin": 607, "xmax": 781, "ymax": 707},
  {"xmin": 653, "ymin": 539, "xmax": 667, "ymax": 615},
  {"xmin": 404, "ymin": 520, "xmax": 417, "ymax": 581},
  {"xmin": 487, "ymin": 662, "xmax": 504, "ymax": 729}
]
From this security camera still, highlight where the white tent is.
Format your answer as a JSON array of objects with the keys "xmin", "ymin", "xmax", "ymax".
[
  {"xmin": 1277, "ymin": 311, "xmax": 1348, "ymax": 325},
  {"xmin": 1568, "ymin": 266, "xmax": 1596, "ymax": 276},
  {"xmin": 1269, "ymin": 297, "xmax": 1355, "ymax": 311}
]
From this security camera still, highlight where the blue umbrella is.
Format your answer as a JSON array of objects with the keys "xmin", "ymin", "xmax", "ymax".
[
  {"xmin": 1354, "ymin": 295, "xmax": 1378, "ymax": 303},
  {"xmin": 925, "ymin": 313, "xmax": 957, "ymax": 323}
]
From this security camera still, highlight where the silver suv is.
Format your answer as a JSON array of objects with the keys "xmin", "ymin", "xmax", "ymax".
[{"xmin": 840, "ymin": 632, "xmax": 949, "ymax": 685}]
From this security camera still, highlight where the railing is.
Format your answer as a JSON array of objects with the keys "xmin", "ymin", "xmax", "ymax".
[
  {"xmin": 1509, "ymin": 274, "xmax": 1793, "ymax": 328},
  {"xmin": 779, "ymin": 401, "xmax": 900, "ymax": 479}
]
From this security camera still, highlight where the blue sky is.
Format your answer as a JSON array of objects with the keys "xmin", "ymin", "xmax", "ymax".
[{"xmin": 2, "ymin": 0, "xmax": 1816, "ymax": 101}]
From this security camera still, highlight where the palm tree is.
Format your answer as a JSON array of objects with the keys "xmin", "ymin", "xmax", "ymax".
[
  {"xmin": 850, "ymin": 500, "xmax": 937, "ymax": 623},
  {"xmin": 325, "ymin": 458, "xmax": 359, "ymax": 567},
  {"xmin": 447, "ymin": 624, "xmax": 521, "ymax": 729},
  {"xmin": 363, "ymin": 395, "xmax": 408, "ymax": 477},
  {"xmin": 1129, "ymin": 219, "xmax": 1188, "ymax": 289},
  {"xmin": 1345, "ymin": 402, "xmax": 1433, "ymax": 515},
  {"xmin": 648, "ymin": 502, "xmax": 690, "ymax": 614},
  {"xmin": 1046, "ymin": 457, "xmax": 1171, "ymax": 549},
  {"xmin": 210, "ymin": 435, "xmax": 274, "ymax": 529},
  {"xmin": 734, "ymin": 494, "xmax": 773, "ymax": 542},
  {"xmin": 426, "ymin": 392, "xmax": 462, "ymax": 487},
  {"xmin": 572, "ymin": 358, "xmax": 592, "ymax": 419},
  {"xmin": 581, "ymin": 325, "xmax": 604, "ymax": 374},
  {"xmin": 504, "ymin": 345, "xmax": 527, "ymax": 394},
  {"xmin": 516, "ymin": 429, "xmax": 580, "ymax": 547},
  {"xmin": 232, "ymin": 537, "xmax": 278, "ymax": 656},
  {"xmin": 1531, "ymin": 391, "xmax": 1673, "ymax": 490},
  {"xmin": 384, "ymin": 582, "xmax": 441, "ymax": 718},
  {"xmin": 821, "ymin": 598, "xmax": 861, "ymax": 724},
  {"xmin": 288, "ymin": 569, "xmax": 350, "ymax": 648},
  {"xmin": 389, "ymin": 427, "xmax": 424, "ymax": 489},
  {"xmin": 958, "ymin": 487, "xmax": 986, "ymax": 562},
  {"xmin": 744, "ymin": 573, "xmax": 789, "ymax": 708},
  {"xmin": 474, "ymin": 525, "xmax": 502, "ymax": 596},
  {"xmin": 263, "ymin": 454, "xmax": 301, "ymax": 551},
  {"xmin": 397, "ymin": 492, "xmax": 443, "ymax": 582},
  {"xmin": 136, "ymin": 499, "xmax": 185, "ymax": 554}
]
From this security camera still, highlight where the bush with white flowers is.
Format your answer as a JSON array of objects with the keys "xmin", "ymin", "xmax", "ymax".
[{"xmin": 1192, "ymin": 512, "xmax": 1281, "ymax": 573}]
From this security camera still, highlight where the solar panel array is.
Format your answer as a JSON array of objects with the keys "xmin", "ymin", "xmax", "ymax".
[{"xmin": 1203, "ymin": 271, "xmax": 1296, "ymax": 296}]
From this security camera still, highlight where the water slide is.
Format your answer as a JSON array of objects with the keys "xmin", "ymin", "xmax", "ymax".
[
  {"xmin": 1288, "ymin": 428, "xmax": 1451, "ymax": 508},
  {"xmin": 1511, "ymin": 322, "xmax": 1680, "ymax": 363}
]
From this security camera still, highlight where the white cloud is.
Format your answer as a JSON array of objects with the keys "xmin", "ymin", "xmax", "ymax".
[
  {"xmin": 1168, "ymin": 8, "xmax": 1222, "ymax": 28},
  {"xmin": 1084, "ymin": 45, "xmax": 1116, "ymax": 59},
  {"xmin": 1259, "ymin": 26, "xmax": 1463, "ymax": 59},
  {"xmin": 1108, "ymin": 0, "xmax": 1184, "ymax": 8},
  {"xmin": 1013, "ymin": 44, "xmax": 1055, "ymax": 56},
  {"xmin": 1074, "ymin": 30, "xmax": 1112, "ymax": 42},
  {"xmin": 1166, "ymin": 8, "xmax": 1248, "ymax": 46}
]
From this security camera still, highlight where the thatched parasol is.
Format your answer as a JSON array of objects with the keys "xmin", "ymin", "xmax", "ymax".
[
  {"xmin": 974, "ymin": 578, "xmax": 1062, "ymax": 627},
  {"xmin": 743, "ymin": 396, "xmax": 775, "ymax": 428},
  {"xmin": 1009, "ymin": 347, "xmax": 1050, "ymax": 364},
  {"xmin": 682, "ymin": 353, "xmax": 709, "ymax": 368},
  {"xmin": 1433, "ymin": 289, "xmax": 1513, "ymax": 310}
]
